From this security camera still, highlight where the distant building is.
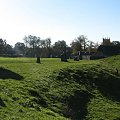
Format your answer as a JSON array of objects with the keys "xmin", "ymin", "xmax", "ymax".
[
  {"xmin": 90, "ymin": 37, "xmax": 120, "ymax": 59},
  {"xmin": 97, "ymin": 45, "xmax": 120, "ymax": 57},
  {"xmin": 103, "ymin": 37, "xmax": 111, "ymax": 45}
]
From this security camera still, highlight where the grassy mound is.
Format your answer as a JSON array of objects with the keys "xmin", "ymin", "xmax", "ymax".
[
  {"xmin": 49, "ymin": 62, "xmax": 120, "ymax": 119},
  {"xmin": 0, "ymin": 55, "xmax": 120, "ymax": 119}
]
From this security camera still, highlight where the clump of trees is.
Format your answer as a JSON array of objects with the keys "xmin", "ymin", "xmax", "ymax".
[
  {"xmin": 14, "ymin": 42, "xmax": 25, "ymax": 55},
  {"xmin": 0, "ymin": 35, "xmax": 119, "ymax": 58},
  {"xmin": 0, "ymin": 38, "xmax": 13, "ymax": 56},
  {"xmin": 23, "ymin": 35, "xmax": 52, "ymax": 57},
  {"xmin": 70, "ymin": 35, "xmax": 99, "ymax": 54},
  {"xmin": 15, "ymin": 35, "xmax": 72, "ymax": 58}
]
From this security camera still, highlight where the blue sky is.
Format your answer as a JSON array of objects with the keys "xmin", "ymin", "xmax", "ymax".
[{"xmin": 0, "ymin": 0, "xmax": 120, "ymax": 46}]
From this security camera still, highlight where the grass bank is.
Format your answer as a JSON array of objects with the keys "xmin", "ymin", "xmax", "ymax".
[{"xmin": 0, "ymin": 56, "xmax": 120, "ymax": 119}]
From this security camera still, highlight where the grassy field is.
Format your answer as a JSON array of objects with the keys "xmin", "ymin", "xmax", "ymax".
[{"xmin": 0, "ymin": 56, "xmax": 120, "ymax": 120}]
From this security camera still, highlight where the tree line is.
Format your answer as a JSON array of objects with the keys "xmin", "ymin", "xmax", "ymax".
[{"xmin": 0, "ymin": 35, "xmax": 120, "ymax": 58}]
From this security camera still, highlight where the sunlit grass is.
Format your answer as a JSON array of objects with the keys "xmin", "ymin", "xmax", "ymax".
[{"xmin": 0, "ymin": 55, "xmax": 120, "ymax": 119}]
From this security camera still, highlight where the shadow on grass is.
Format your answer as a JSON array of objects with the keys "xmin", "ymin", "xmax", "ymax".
[
  {"xmin": 22, "ymin": 65, "xmax": 120, "ymax": 119},
  {"xmin": 64, "ymin": 90, "xmax": 91, "ymax": 120},
  {"xmin": 0, "ymin": 98, "xmax": 6, "ymax": 107},
  {"xmin": 54, "ymin": 66, "xmax": 120, "ymax": 119},
  {"xmin": 29, "ymin": 89, "xmax": 48, "ymax": 108},
  {"xmin": 74, "ymin": 68, "xmax": 120, "ymax": 102},
  {"xmin": 72, "ymin": 67, "xmax": 120, "ymax": 102},
  {"xmin": 92, "ymin": 69, "xmax": 120, "ymax": 101},
  {"xmin": 52, "ymin": 69, "xmax": 93, "ymax": 119},
  {"xmin": 0, "ymin": 67, "xmax": 23, "ymax": 80},
  {"xmin": 58, "ymin": 67, "xmax": 120, "ymax": 101}
]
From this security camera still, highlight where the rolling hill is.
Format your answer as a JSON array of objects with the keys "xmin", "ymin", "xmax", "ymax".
[{"xmin": 0, "ymin": 56, "xmax": 120, "ymax": 120}]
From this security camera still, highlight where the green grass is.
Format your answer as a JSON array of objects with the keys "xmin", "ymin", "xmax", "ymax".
[{"xmin": 0, "ymin": 56, "xmax": 120, "ymax": 120}]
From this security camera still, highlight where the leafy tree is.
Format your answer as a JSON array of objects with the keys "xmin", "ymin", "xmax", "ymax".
[
  {"xmin": 23, "ymin": 35, "xmax": 52, "ymax": 57},
  {"xmin": 45, "ymin": 38, "xmax": 51, "ymax": 48},
  {"xmin": 70, "ymin": 35, "xmax": 88, "ymax": 53},
  {"xmin": 0, "ymin": 38, "xmax": 14, "ymax": 56},
  {"xmin": 14, "ymin": 42, "xmax": 25, "ymax": 55},
  {"xmin": 5, "ymin": 44, "xmax": 13, "ymax": 54},
  {"xmin": 111, "ymin": 41, "xmax": 120, "ymax": 45},
  {"xmin": 87, "ymin": 41, "xmax": 95, "ymax": 53},
  {"xmin": 52, "ymin": 40, "xmax": 67, "ymax": 57},
  {"xmin": 27, "ymin": 35, "xmax": 40, "ymax": 49},
  {"xmin": 71, "ymin": 41, "xmax": 82, "ymax": 53},
  {"xmin": 77, "ymin": 35, "xmax": 88, "ymax": 51},
  {"xmin": 23, "ymin": 35, "xmax": 41, "ymax": 57},
  {"xmin": 40, "ymin": 40, "xmax": 46, "ymax": 48},
  {"xmin": 44, "ymin": 38, "xmax": 52, "ymax": 57},
  {"xmin": 23, "ymin": 35, "xmax": 28, "ymax": 47},
  {"xmin": 0, "ymin": 38, "xmax": 6, "ymax": 54}
]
